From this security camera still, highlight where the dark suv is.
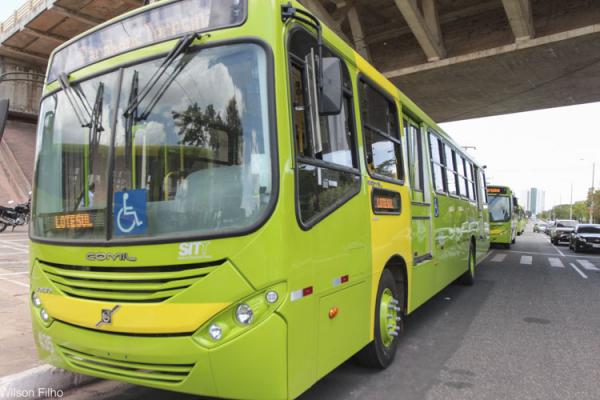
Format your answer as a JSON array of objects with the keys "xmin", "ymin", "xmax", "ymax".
[
  {"xmin": 550, "ymin": 219, "xmax": 578, "ymax": 245},
  {"xmin": 569, "ymin": 224, "xmax": 600, "ymax": 252}
]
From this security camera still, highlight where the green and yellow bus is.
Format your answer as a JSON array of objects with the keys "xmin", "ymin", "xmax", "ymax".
[
  {"xmin": 29, "ymin": 1, "xmax": 490, "ymax": 398},
  {"xmin": 487, "ymin": 185, "xmax": 518, "ymax": 248}
]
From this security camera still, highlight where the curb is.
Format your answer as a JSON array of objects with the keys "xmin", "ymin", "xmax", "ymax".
[{"xmin": 0, "ymin": 365, "xmax": 97, "ymax": 399}]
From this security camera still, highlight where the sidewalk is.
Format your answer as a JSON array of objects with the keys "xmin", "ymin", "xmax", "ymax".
[{"xmin": 0, "ymin": 226, "xmax": 40, "ymax": 377}]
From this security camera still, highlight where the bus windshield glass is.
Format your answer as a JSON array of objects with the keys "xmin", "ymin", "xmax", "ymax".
[
  {"xmin": 33, "ymin": 43, "xmax": 272, "ymax": 241},
  {"xmin": 488, "ymin": 195, "xmax": 511, "ymax": 222}
]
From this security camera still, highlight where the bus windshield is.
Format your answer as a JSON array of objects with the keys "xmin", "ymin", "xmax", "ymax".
[
  {"xmin": 33, "ymin": 43, "xmax": 272, "ymax": 241},
  {"xmin": 488, "ymin": 195, "xmax": 511, "ymax": 222}
]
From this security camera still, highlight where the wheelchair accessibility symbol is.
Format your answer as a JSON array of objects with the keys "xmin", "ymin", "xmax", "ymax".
[{"xmin": 114, "ymin": 189, "xmax": 147, "ymax": 236}]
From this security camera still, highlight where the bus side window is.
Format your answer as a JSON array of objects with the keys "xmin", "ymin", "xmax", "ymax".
[
  {"xmin": 443, "ymin": 143, "xmax": 459, "ymax": 196},
  {"xmin": 359, "ymin": 81, "xmax": 403, "ymax": 182},
  {"xmin": 468, "ymin": 162, "xmax": 477, "ymax": 203},
  {"xmin": 477, "ymin": 169, "xmax": 488, "ymax": 206},
  {"xmin": 288, "ymin": 28, "xmax": 360, "ymax": 226},
  {"xmin": 428, "ymin": 132, "xmax": 445, "ymax": 193},
  {"xmin": 405, "ymin": 118, "xmax": 424, "ymax": 201}
]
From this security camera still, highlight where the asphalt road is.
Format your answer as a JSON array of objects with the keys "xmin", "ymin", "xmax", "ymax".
[
  {"xmin": 0, "ymin": 226, "xmax": 40, "ymax": 376},
  {"xmin": 26, "ymin": 228, "xmax": 600, "ymax": 399}
]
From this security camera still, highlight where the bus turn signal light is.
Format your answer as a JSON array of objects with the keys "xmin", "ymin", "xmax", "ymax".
[{"xmin": 328, "ymin": 307, "xmax": 339, "ymax": 319}]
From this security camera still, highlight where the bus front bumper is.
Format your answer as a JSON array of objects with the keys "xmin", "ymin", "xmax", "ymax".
[
  {"xmin": 490, "ymin": 226, "xmax": 512, "ymax": 244},
  {"xmin": 32, "ymin": 313, "xmax": 288, "ymax": 399}
]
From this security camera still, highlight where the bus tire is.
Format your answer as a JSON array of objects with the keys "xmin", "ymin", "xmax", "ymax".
[
  {"xmin": 356, "ymin": 269, "xmax": 403, "ymax": 369},
  {"xmin": 459, "ymin": 244, "xmax": 475, "ymax": 286},
  {"xmin": 504, "ymin": 243, "xmax": 511, "ymax": 249}
]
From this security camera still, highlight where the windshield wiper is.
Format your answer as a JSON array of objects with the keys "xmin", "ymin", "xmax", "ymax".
[
  {"xmin": 58, "ymin": 73, "xmax": 93, "ymax": 128},
  {"xmin": 124, "ymin": 71, "xmax": 139, "ymax": 172},
  {"xmin": 123, "ymin": 33, "xmax": 200, "ymax": 121},
  {"xmin": 73, "ymin": 82, "xmax": 105, "ymax": 212}
]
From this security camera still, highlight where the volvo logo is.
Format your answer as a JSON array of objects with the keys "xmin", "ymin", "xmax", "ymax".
[
  {"xmin": 96, "ymin": 305, "xmax": 121, "ymax": 327},
  {"xmin": 86, "ymin": 252, "xmax": 137, "ymax": 262}
]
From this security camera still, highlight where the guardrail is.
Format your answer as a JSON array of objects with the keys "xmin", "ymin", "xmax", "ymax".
[{"xmin": 0, "ymin": 0, "xmax": 49, "ymax": 37}]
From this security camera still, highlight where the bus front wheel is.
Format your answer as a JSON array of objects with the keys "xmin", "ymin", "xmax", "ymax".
[{"xmin": 356, "ymin": 269, "xmax": 403, "ymax": 369}]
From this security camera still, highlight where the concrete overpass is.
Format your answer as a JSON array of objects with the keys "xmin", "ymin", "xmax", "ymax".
[
  {"xmin": 302, "ymin": 0, "xmax": 600, "ymax": 122},
  {"xmin": 0, "ymin": 0, "xmax": 143, "ymax": 203}
]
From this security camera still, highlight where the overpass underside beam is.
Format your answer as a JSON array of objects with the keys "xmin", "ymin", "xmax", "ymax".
[
  {"xmin": 393, "ymin": 0, "xmax": 445, "ymax": 61},
  {"xmin": 347, "ymin": 5, "xmax": 371, "ymax": 61},
  {"xmin": 501, "ymin": 0, "xmax": 534, "ymax": 42}
]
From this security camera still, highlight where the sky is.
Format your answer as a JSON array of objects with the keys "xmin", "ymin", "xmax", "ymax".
[
  {"xmin": 0, "ymin": 1, "xmax": 27, "ymax": 22},
  {"xmin": 440, "ymin": 102, "xmax": 600, "ymax": 211}
]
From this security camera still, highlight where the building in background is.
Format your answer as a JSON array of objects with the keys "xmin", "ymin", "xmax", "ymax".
[{"xmin": 526, "ymin": 188, "xmax": 546, "ymax": 215}]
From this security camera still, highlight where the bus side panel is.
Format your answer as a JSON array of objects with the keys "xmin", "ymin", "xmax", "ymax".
[{"xmin": 368, "ymin": 183, "xmax": 413, "ymax": 337}]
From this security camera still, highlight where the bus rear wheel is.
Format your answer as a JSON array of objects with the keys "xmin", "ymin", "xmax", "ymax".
[
  {"xmin": 459, "ymin": 243, "xmax": 475, "ymax": 286},
  {"xmin": 356, "ymin": 269, "xmax": 403, "ymax": 369}
]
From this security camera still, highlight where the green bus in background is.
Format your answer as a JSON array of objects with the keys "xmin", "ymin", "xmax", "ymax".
[
  {"xmin": 487, "ymin": 185, "xmax": 518, "ymax": 248},
  {"xmin": 28, "ymin": 1, "xmax": 491, "ymax": 399}
]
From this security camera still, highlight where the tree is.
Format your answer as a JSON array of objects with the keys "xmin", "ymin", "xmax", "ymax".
[{"xmin": 172, "ymin": 97, "xmax": 243, "ymax": 166}]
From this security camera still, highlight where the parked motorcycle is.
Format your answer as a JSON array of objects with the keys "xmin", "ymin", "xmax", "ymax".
[{"xmin": 0, "ymin": 194, "xmax": 31, "ymax": 233}]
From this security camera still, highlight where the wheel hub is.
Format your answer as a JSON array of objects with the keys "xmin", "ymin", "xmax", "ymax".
[{"xmin": 379, "ymin": 288, "xmax": 401, "ymax": 347}]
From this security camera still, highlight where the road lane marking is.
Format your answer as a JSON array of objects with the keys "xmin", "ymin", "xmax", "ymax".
[
  {"xmin": 547, "ymin": 243, "xmax": 566, "ymax": 257},
  {"xmin": 0, "ymin": 277, "xmax": 29, "ymax": 287},
  {"xmin": 491, "ymin": 254, "xmax": 506, "ymax": 262},
  {"xmin": 577, "ymin": 260, "xmax": 599, "ymax": 271},
  {"xmin": 480, "ymin": 250, "xmax": 494, "ymax": 262},
  {"xmin": 506, "ymin": 250, "xmax": 600, "ymax": 259},
  {"xmin": 0, "ymin": 272, "xmax": 28, "ymax": 276},
  {"xmin": 548, "ymin": 257, "xmax": 564, "ymax": 268},
  {"xmin": 0, "ymin": 260, "xmax": 28, "ymax": 265},
  {"xmin": 0, "ymin": 241, "xmax": 28, "ymax": 249},
  {"xmin": 569, "ymin": 263, "xmax": 588, "ymax": 279},
  {"xmin": 520, "ymin": 255, "xmax": 532, "ymax": 265}
]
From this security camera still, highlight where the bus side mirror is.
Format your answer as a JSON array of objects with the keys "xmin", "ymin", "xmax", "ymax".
[
  {"xmin": 0, "ymin": 99, "xmax": 9, "ymax": 144},
  {"xmin": 319, "ymin": 57, "xmax": 343, "ymax": 116},
  {"xmin": 513, "ymin": 197, "xmax": 518, "ymax": 207}
]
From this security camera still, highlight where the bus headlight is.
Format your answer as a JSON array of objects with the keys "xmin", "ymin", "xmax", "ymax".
[
  {"xmin": 208, "ymin": 324, "xmax": 223, "ymax": 341},
  {"xmin": 40, "ymin": 308, "xmax": 49, "ymax": 322},
  {"xmin": 235, "ymin": 304, "xmax": 254, "ymax": 325},
  {"xmin": 194, "ymin": 282, "xmax": 285, "ymax": 348},
  {"xmin": 32, "ymin": 292, "xmax": 42, "ymax": 308}
]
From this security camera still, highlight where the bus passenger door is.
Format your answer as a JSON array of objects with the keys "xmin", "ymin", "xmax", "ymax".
[
  {"xmin": 476, "ymin": 168, "xmax": 490, "ymax": 258},
  {"xmin": 404, "ymin": 118, "xmax": 432, "ymax": 264}
]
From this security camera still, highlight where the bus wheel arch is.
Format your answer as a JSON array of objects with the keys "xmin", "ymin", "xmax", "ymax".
[
  {"xmin": 356, "ymin": 255, "xmax": 408, "ymax": 369},
  {"xmin": 384, "ymin": 255, "xmax": 408, "ymax": 312},
  {"xmin": 459, "ymin": 238, "xmax": 476, "ymax": 286}
]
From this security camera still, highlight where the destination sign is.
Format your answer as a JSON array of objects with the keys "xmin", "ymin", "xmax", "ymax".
[
  {"xmin": 48, "ymin": 0, "xmax": 246, "ymax": 83},
  {"xmin": 487, "ymin": 187, "xmax": 508, "ymax": 194},
  {"xmin": 54, "ymin": 213, "xmax": 94, "ymax": 230},
  {"xmin": 372, "ymin": 189, "xmax": 401, "ymax": 214}
]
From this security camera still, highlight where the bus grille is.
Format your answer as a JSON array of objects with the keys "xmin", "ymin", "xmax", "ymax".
[
  {"xmin": 59, "ymin": 345, "xmax": 194, "ymax": 384},
  {"xmin": 38, "ymin": 260, "xmax": 224, "ymax": 303}
]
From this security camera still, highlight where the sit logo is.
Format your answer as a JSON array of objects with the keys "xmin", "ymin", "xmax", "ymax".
[{"xmin": 179, "ymin": 241, "xmax": 211, "ymax": 260}]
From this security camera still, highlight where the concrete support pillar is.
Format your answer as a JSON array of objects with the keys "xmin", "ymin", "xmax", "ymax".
[{"xmin": 0, "ymin": 57, "xmax": 44, "ymax": 118}]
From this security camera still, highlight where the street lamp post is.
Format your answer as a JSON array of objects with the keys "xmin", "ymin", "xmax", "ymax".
[
  {"xmin": 570, "ymin": 183, "xmax": 573, "ymax": 220},
  {"xmin": 591, "ymin": 162, "xmax": 596, "ymax": 224}
]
